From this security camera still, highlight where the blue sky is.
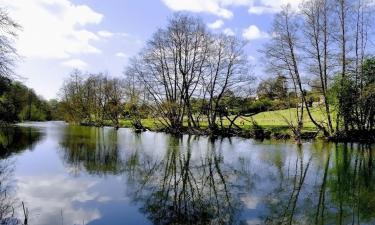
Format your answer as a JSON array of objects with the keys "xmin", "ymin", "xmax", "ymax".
[{"xmin": 2, "ymin": 0, "xmax": 302, "ymax": 99}]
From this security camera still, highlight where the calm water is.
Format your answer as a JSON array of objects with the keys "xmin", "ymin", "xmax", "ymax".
[{"xmin": 0, "ymin": 122, "xmax": 374, "ymax": 225}]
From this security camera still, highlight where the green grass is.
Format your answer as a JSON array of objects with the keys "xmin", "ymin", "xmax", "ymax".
[
  {"xmin": 119, "ymin": 107, "xmax": 333, "ymax": 132},
  {"xmin": 201, "ymin": 107, "xmax": 330, "ymax": 131},
  {"xmin": 243, "ymin": 107, "xmax": 328, "ymax": 128},
  {"xmin": 119, "ymin": 118, "xmax": 164, "ymax": 129}
]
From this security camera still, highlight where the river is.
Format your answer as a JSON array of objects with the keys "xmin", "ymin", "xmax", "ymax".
[{"xmin": 0, "ymin": 121, "xmax": 374, "ymax": 225}]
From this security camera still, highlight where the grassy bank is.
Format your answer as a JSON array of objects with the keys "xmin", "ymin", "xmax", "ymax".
[
  {"xmin": 118, "ymin": 107, "xmax": 327, "ymax": 129},
  {"xmin": 113, "ymin": 107, "xmax": 329, "ymax": 139}
]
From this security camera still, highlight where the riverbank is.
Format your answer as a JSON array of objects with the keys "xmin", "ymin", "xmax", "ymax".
[
  {"xmin": 330, "ymin": 130, "xmax": 375, "ymax": 143},
  {"xmin": 78, "ymin": 118, "xmax": 320, "ymax": 141},
  {"xmin": 77, "ymin": 118, "xmax": 375, "ymax": 143},
  {"xmin": 3, "ymin": 118, "xmax": 374, "ymax": 143},
  {"xmin": 6, "ymin": 107, "xmax": 372, "ymax": 143}
]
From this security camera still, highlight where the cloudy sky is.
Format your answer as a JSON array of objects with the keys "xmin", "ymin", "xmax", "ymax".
[{"xmin": 1, "ymin": 0, "xmax": 302, "ymax": 99}]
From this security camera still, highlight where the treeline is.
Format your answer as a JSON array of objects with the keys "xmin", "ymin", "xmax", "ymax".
[
  {"xmin": 58, "ymin": 70, "xmax": 143, "ymax": 128},
  {"xmin": 59, "ymin": 68, "xmax": 269, "ymax": 130},
  {"xmin": 59, "ymin": 14, "xmax": 257, "ymax": 133},
  {"xmin": 0, "ymin": 77, "xmax": 59, "ymax": 122}
]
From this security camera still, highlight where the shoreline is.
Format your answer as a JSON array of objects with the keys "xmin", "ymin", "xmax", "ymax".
[
  {"xmin": 80, "ymin": 121, "xmax": 375, "ymax": 144},
  {"xmin": 3, "ymin": 120, "xmax": 374, "ymax": 144}
]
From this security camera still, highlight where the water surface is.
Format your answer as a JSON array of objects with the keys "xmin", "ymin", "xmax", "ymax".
[{"xmin": 0, "ymin": 122, "xmax": 374, "ymax": 225}]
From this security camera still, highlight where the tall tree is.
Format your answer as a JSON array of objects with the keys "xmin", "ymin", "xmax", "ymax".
[
  {"xmin": 128, "ymin": 15, "xmax": 207, "ymax": 131},
  {"xmin": 263, "ymin": 5, "xmax": 306, "ymax": 139},
  {"xmin": 0, "ymin": 9, "xmax": 20, "ymax": 79},
  {"xmin": 128, "ymin": 13, "xmax": 252, "ymax": 133},
  {"xmin": 300, "ymin": 0, "xmax": 334, "ymax": 134},
  {"xmin": 334, "ymin": 0, "xmax": 353, "ymax": 131},
  {"xmin": 203, "ymin": 35, "xmax": 250, "ymax": 131},
  {"xmin": 103, "ymin": 78, "xmax": 125, "ymax": 129}
]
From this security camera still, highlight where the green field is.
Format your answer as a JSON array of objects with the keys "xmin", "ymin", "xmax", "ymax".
[
  {"xmin": 119, "ymin": 107, "xmax": 332, "ymax": 132},
  {"xmin": 239, "ymin": 107, "xmax": 330, "ymax": 129}
]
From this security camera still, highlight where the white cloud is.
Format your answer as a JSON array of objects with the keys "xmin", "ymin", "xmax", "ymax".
[
  {"xmin": 161, "ymin": 0, "xmax": 302, "ymax": 17},
  {"xmin": 208, "ymin": 19, "xmax": 224, "ymax": 29},
  {"xmin": 61, "ymin": 59, "xmax": 88, "ymax": 69},
  {"xmin": 2, "ymin": 0, "xmax": 104, "ymax": 58},
  {"xmin": 248, "ymin": 6, "xmax": 279, "ymax": 15},
  {"xmin": 98, "ymin": 30, "xmax": 114, "ymax": 38},
  {"xmin": 261, "ymin": 0, "xmax": 302, "ymax": 10},
  {"xmin": 248, "ymin": 0, "xmax": 302, "ymax": 15},
  {"xmin": 223, "ymin": 28, "xmax": 235, "ymax": 36},
  {"xmin": 242, "ymin": 25, "xmax": 269, "ymax": 40},
  {"xmin": 118, "ymin": 32, "xmax": 130, "ymax": 37},
  {"xmin": 248, "ymin": 55, "xmax": 256, "ymax": 61},
  {"xmin": 161, "ymin": 0, "xmax": 254, "ymax": 18},
  {"xmin": 115, "ymin": 52, "xmax": 128, "ymax": 58}
]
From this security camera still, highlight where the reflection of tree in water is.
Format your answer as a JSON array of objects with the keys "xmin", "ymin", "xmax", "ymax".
[
  {"xmin": 0, "ymin": 126, "xmax": 42, "ymax": 158},
  {"xmin": 0, "ymin": 126, "xmax": 42, "ymax": 224},
  {"xmin": 125, "ymin": 135, "xmax": 249, "ymax": 225},
  {"xmin": 264, "ymin": 144, "xmax": 313, "ymax": 225},
  {"xmin": 59, "ymin": 126, "xmax": 123, "ymax": 175},
  {"xmin": 0, "ymin": 159, "xmax": 21, "ymax": 223},
  {"xmin": 326, "ymin": 143, "xmax": 375, "ymax": 224},
  {"xmin": 263, "ymin": 143, "xmax": 375, "ymax": 225}
]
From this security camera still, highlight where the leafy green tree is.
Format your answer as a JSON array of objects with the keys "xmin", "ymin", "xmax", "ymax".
[{"xmin": 256, "ymin": 75, "xmax": 287, "ymax": 100}]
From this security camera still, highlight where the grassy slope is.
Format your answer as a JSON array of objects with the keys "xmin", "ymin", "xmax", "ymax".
[
  {"xmin": 241, "ymin": 107, "xmax": 329, "ymax": 129},
  {"xmin": 119, "ymin": 107, "xmax": 332, "ymax": 132}
]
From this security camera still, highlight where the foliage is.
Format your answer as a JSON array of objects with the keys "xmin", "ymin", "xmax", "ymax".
[
  {"xmin": 330, "ymin": 57, "xmax": 375, "ymax": 131},
  {"xmin": 59, "ymin": 71, "xmax": 126, "ymax": 127},
  {"xmin": 256, "ymin": 75, "xmax": 287, "ymax": 100},
  {"xmin": 0, "ymin": 78, "xmax": 52, "ymax": 122}
]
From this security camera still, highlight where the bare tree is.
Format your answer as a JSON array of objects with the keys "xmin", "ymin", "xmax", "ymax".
[
  {"xmin": 0, "ymin": 8, "xmax": 20, "ymax": 79},
  {"xmin": 59, "ymin": 70, "xmax": 88, "ymax": 123},
  {"xmin": 103, "ymin": 78, "xmax": 125, "ymax": 129},
  {"xmin": 203, "ymin": 35, "xmax": 251, "ymax": 131},
  {"xmin": 352, "ymin": 0, "xmax": 374, "ymax": 130},
  {"xmin": 263, "ymin": 5, "xmax": 306, "ymax": 139},
  {"xmin": 123, "ymin": 64, "xmax": 149, "ymax": 129},
  {"xmin": 0, "ymin": 159, "xmax": 18, "ymax": 222},
  {"xmin": 127, "ymin": 14, "xmax": 253, "ymax": 133},
  {"xmin": 329, "ymin": 0, "xmax": 375, "ymax": 133},
  {"xmin": 300, "ymin": 0, "xmax": 334, "ymax": 134},
  {"xmin": 60, "ymin": 71, "xmax": 126, "ymax": 128}
]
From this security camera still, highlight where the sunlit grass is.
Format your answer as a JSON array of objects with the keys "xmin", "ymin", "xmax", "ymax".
[{"xmin": 119, "ymin": 106, "xmax": 334, "ymax": 132}]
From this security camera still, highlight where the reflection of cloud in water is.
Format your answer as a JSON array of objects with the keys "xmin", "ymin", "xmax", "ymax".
[
  {"xmin": 246, "ymin": 218, "xmax": 262, "ymax": 225},
  {"xmin": 15, "ymin": 175, "xmax": 107, "ymax": 225},
  {"xmin": 240, "ymin": 196, "xmax": 259, "ymax": 209}
]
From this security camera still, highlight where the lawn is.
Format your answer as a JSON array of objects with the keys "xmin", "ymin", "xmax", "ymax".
[
  {"xmin": 119, "ymin": 106, "xmax": 333, "ymax": 132},
  {"xmin": 240, "ymin": 107, "xmax": 330, "ymax": 129}
]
